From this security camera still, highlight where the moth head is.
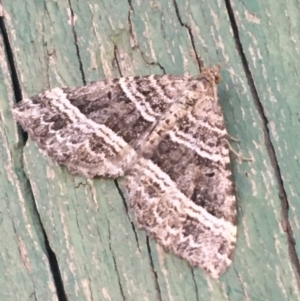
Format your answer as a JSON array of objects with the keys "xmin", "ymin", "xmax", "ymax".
[{"xmin": 201, "ymin": 64, "xmax": 222, "ymax": 85}]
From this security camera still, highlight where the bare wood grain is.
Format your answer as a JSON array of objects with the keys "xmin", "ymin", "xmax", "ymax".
[{"xmin": 0, "ymin": 28, "xmax": 59, "ymax": 301}]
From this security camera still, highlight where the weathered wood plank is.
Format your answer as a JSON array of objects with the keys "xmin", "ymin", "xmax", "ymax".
[
  {"xmin": 0, "ymin": 26, "xmax": 58, "ymax": 301},
  {"xmin": 230, "ymin": 0, "xmax": 300, "ymax": 266},
  {"xmin": 1, "ymin": 0, "xmax": 299, "ymax": 300}
]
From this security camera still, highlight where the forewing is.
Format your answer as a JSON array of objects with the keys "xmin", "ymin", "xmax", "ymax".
[
  {"xmin": 13, "ymin": 75, "xmax": 187, "ymax": 178},
  {"xmin": 125, "ymin": 69, "xmax": 237, "ymax": 278}
]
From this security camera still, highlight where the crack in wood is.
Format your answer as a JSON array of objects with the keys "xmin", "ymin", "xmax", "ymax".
[
  {"xmin": 172, "ymin": 0, "xmax": 204, "ymax": 71},
  {"xmin": 224, "ymin": 0, "xmax": 300, "ymax": 289},
  {"xmin": 67, "ymin": 0, "xmax": 86, "ymax": 85},
  {"xmin": 0, "ymin": 15, "xmax": 68, "ymax": 301}
]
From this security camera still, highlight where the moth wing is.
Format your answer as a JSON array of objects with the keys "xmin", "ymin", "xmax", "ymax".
[
  {"xmin": 125, "ymin": 156, "xmax": 236, "ymax": 278},
  {"xmin": 13, "ymin": 75, "xmax": 187, "ymax": 178},
  {"xmin": 125, "ymin": 67, "xmax": 237, "ymax": 277}
]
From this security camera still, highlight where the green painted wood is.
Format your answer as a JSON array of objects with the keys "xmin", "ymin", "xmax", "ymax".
[
  {"xmin": 230, "ymin": 0, "xmax": 300, "ymax": 269},
  {"xmin": 0, "ymin": 30, "xmax": 58, "ymax": 301},
  {"xmin": 1, "ymin": 0, "xmax": 300, "ymax": 300}
]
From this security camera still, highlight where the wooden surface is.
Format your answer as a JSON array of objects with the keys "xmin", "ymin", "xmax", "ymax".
[{"xmin": 1, "ymin": 0, "xmax": 300, "ymax": 300}]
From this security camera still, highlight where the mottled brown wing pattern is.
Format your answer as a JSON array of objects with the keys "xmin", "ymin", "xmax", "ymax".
[
  {"xmin": 125, "ymin": 66, "xmax": 236, "ymax": 278},
  {"xmin": 13, "ymin": 75, "xmax": 189, "ymax": 178},
  {"xmin": 125, "ymin": 157, "xmax": 236, "ymax": 278},
  {"xmin": 13, "ymin": 65, "xmax": 237, "ymax": 278}
]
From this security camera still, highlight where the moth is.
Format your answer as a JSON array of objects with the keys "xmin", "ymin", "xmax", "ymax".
[{"xmin": 13, "ymin": 65, "xmax": 236, "ymax": 278}]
